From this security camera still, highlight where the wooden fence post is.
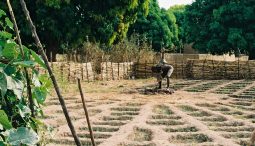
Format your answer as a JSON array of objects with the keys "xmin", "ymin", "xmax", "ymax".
[
  {"xmin": 145, "ymin": 61, "xmax": 147, "ymax": 78},
  {"xmin": 123, "ymin": 62, "xmax": 125, "ymax": 79},
  {"xmin": 60, "ymin": 62, "xmax": 64, "ymax": 81},
  {"xmin": 212, "ymin": 60, "xmax": 215, "ymax": 79},
  {"xmin": 111, "ymin": 62, "xmax": 114, "ymax": 80},
  {"xmin": 248, "ymin": 60, "xmax": 251, "ymax": 79},
  {"xmin": 105, "ymin": 61, "xmax": 108, "ymax": 80},
  {"xmin": 81, "ymin": 62, "xmax": 84, "ymax": 81},
  {"xmin": 117, "ymin": 62, "xmax": 120, "ymax": 80},
  {"xmin": 86, "ymin": 62, "xmax": 89, "ymax": 82},
  {"xmin": 202, "ymin": 60, "xmax": 205, "ymax": 79},
  {"xmin": 181, "ymin": 55, "xmax": 184, "ymax": 78},
  {"xmin": 68, "ymin": 62, "xmax": 71, "ymax": 82},
  {"xmin": 238, "ymin": 57, "xmax": 240, "ymax": 79},
  {"xmin": 224, "ymin": 60, "xmax": 227, "ymax": 79}
]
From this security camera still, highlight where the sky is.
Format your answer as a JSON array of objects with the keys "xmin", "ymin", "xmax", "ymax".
[{"xmin": 158, "ymin": 0, "xmax": 193, "ymax": 9}]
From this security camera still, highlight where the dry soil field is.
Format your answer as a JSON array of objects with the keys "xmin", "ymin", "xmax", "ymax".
[{"xmin": 41, "ymin": 79, "xmax": 255, "ymax": 146}]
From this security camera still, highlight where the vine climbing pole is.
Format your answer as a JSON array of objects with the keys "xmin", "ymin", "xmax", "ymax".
[
  {"xmin": 6, "ymin": 0, "xmax": 35, "ymax": 118},
  {"xmin": 18, "ymin": 0, "xmax": 82, "ymax": 145}
]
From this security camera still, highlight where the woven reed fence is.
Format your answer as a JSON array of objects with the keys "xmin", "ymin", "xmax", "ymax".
[
  {"xmin": 134, "ymin": 59, "xmax": 255, "ymax": 80},
  {"xmin": 36, "ymin": 59, "xmax": 255, "ymax": 82},
  {"xmin": 36, "ymin": 62, "xmax": 94, "ymax": 82},
  {"xmin": 133, "ymin": 61, "xmax": 186, "ymax": 79},
  {"xmin": 36, "ymin": 62, "xmax": 133, "ymax": 82},
  {"xmin": 186, "ymin": 60, "xmax": 255, "ymax": 79},
  {"xmin": 101, "ymin": 62, "xmax": 134, "ymax": 80}
]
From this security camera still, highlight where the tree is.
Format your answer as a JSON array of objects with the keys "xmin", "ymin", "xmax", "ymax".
[
  {"xmin": 168, "ymin": 5, "xmax": 187, "ymax": 53},
  {"xmin": 185, "ymin": 0, "xmax": 255, "ymax": 59},
  {"xmin": 0, "ymin": 0, "xmax": 150, "ymax": 61},
  {"xmin": 128, "ymin": 0, "xmax": 178, "ymax": 52}
]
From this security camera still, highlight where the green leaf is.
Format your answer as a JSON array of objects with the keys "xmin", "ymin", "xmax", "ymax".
[
  {"xmin": 0, "ymin": 10, "xmax": 6, "ymax": 18},
  {"xmin": 6, "ymin": 76, "xmax": 24, "ymax": 100},
  {"xmin": 0, "ymin": 31, "xmax": 12, "ymax": 39},
  {"xmin": 0, "ymin": 72, "xmax": 7, "ymax": 98},
  {"xmin": 13, "ymin": 61, "xmax": 35, "ymax": 67},
  {"xmin": 17, "ymin": 104, "xmax": 31, "ymax": 118},
  {"xmin": 3, "ymin": 65, "xmax": 16, "ymax": 76},
  {"xmin": 32, "ymin": 73, "xmax": 41, "ymax": 87},
  {"xmin": 31, "ymin": 50, "xmax": 46, "ymax": 69},
  {"xmin": 3, "ymin": 42, "xmax": 18, "ymax": 59},
  {"xmin": 0, "ymin": 141, "xmax": 4, "ymax": 146},
  {"xmin": 5, "ymin": 18, "xmax": 13, "ymax": 30},
  {"xmin": 0, "ymin": 110, "xmax": 12, "ymax": 130},
  {"xmin": 7, "ymin": 127, "xmax": 39, "ymax": 145},
  {"xmin": 33, "ymin": 87, "xmax": 47, "ymax": 104}
]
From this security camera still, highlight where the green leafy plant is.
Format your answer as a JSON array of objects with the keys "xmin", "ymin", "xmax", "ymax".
[{"xmin": 0, "ymin": 9, "xmax": 50, "ymax": 145}]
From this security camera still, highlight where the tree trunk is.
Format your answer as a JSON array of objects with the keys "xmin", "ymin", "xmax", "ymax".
[{"xmin": 45, "ymin": 41, "xmax": 58, "ymax": 62}]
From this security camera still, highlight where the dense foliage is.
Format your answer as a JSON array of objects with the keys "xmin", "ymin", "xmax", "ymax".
[
  {"xmin": 168, "ymin": 5, "xmax": 186, "ymax": 53},
  {"xmin": 0, "ymin": 0, "xmax": 150, "ymax": 61},
  {"xmin": 0, "ymin": 9, "xmax": 49, "ymax": 145},
  {"xmin": 185, "ymin": 0, "xmax": 255, "ymax": 59},
  {"xmin": 128, "ymin": 0, "xmax": 178, "ymax": 51}
]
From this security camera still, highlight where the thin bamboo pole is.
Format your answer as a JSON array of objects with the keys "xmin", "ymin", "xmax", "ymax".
[
  {"xmin": 19, "ymin": 0, "xmax": 81, "ymax": 145},
  {"xmin": 77, "ymin": 79, "xmax": 96, "ymax": 146},
  {"xmin": 6, "ymin": 0, "xmax": 35, "ymax": 118}
]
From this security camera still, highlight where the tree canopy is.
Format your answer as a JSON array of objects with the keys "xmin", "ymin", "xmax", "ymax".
[
  {"xmin": 168, "ymin": 5, "xmax": 186, "ymax": 52},
  {"xmin": 128, "ymin": 0, "xmax": 178, "ymax": 52},
  {"xmin": 185, "ymin": 0, "xmax": 255, "ymax": 59},
  {"xmin": 0, "ymin": 0, "xmax": 150, "ymax": 61}
]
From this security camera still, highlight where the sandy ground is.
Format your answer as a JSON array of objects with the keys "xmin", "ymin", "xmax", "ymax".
[{"xmin": 41, "ymin": 79, "xmax": 255, "ymax": 146}]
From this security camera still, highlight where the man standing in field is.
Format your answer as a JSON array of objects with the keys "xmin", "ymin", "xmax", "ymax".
[{"xmin": 152, "ymin": 49, "xmax": 174, "ymax": 89}]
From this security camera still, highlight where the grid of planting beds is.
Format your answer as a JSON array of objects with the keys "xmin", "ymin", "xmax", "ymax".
[
  {"xmin": 184, "ymin": 80, "xmax": 225, "ymax": 92},
  {"xmin": 213, "ymin": 80, "xmax": 253, "ymax": 95}
]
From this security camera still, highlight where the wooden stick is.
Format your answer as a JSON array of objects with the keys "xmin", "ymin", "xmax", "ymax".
[
  {"xmin": 6, "ymin": 0, "xmax": 35, "ymax": 118},
  {"xmin": 77, "ymin": 79, "xmax": 96, "ymax": 146},
  {"xmin": 19, "ymin": 0, "xmax": 81, "ymax": 145}
]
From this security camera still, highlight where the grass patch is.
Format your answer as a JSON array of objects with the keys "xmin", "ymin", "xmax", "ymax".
[
  {"xmin": 200, "ymin": 116, "xmax": 227, "ymax": 122},
  {"xmin": 152, "ymin": 105, "xmax": 173, "ymax": 115},
  {"xmin": 207, "ymin": 121, "xmax": 244, "ymax": 127},
  {"xmin": 111, "ymin": 107, "xmax": 140, "ymax": 112},
  {"xmin": 128, "ymin": 127, "xmax": 153, "ymax": 142},
  {"xmin": 103, "ymin": 116, "xmax": 133, "ymax": 121},
  {"xmin": 118, "ymin": 143, "xmax": 156, "ymax": 146},
  {"xmin": 49, "ymin": 139, "xmax": 101, "ymax": 146},
  {"xmin": 212, "ymin": 127, "xmax": 254, "ymax": 132},
  {"xmin": 222, "ymin": 111, "xmax": 243, "ymax": 115},
  {"xmin": 178, "ymin": 105, "xmax": 198, "ymax": 112},
  {"xmin": 211, "ymin": 107, "xmax": 230, "ymax": 111},
  {"xmin": 222, "ymin": 132, "xmax": 251, "ymax": 139},
  {"xmin": 151, "ymin": 115, "xmax": 181, "ymax": 120},
  {"xmin": 93, "ymin": 121, "xmax": 126, "ymax": 126},
  {"xmin": 169, "ymin": 133, "xmax": 212, "ymax": 143},
  {"xmin": 111, "ymin": 112, "xmax": 139, "ymax": 116},
  {"xmin": 79, "ymin": 126, "xmax": 119, "ymax": 132},
  {"xmin": 189, "ymin": 111, "xmax": 212, "ymax": 117},
  {"xmin": 230, "ymin": 102, "xmax": 252, "ymax": 106},
  {"xmin": 120, "ymin": 103, "xmax": 144, "ymax": 106},
  {"xmin": 165, "ymin": 126, "xmax": 198, "ymax": 133},
  {"xmin": 77, "ymin": 133, "xmax": 111, "ymax": 139},
  {"xmin": 195, "ymin": 103, "xmax": 216, "ymax": 108},
  {"xmin": 146, "ymin": 120, "xmax": 184, "ymax": 126},
  {"xmin": 244, "ymin": 114, "xmax": 255, "ymax": 119}
]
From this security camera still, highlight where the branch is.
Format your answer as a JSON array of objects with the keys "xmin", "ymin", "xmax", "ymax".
[{"xmin": 19, "ymin": 0, "xmax": 81, "ymax": 145}]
